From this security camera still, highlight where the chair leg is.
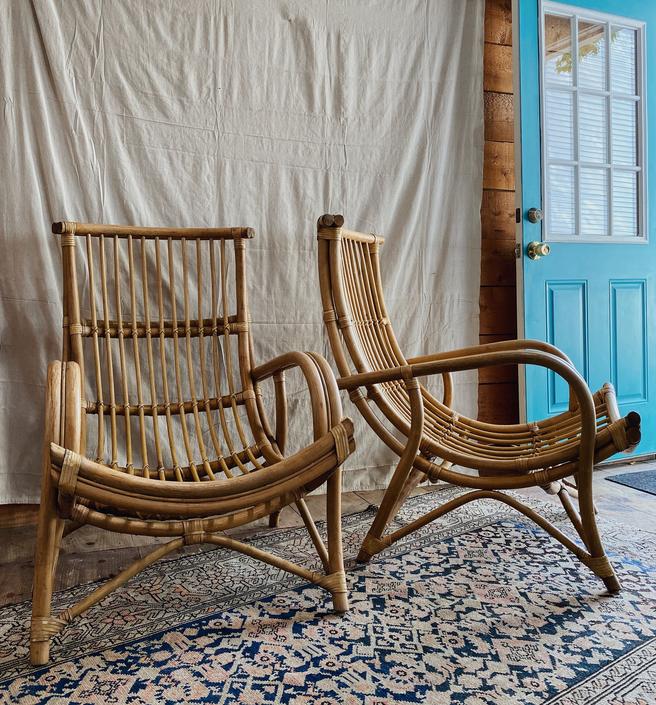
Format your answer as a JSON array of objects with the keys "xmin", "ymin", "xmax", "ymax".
[
  {"xmin": 268, "ymin": 510, "xmax": 281, "ymax": 528},
  {"xmin": 356, "ymin": 466, "xmax": 424, "ymax": 564},
  {"xmin": 357, "ymin": 382, "xmax": 425, "ymax": 564},
  {"xmin": 326, "ymin": 467, "xmax": 348, "ymax": 612},
  {"xmin": 30, "ymin": 480, "xmax": 63, "ymax": 666},
  {"xmin": 387, "ymin": 467, "xmax": 425, "ymax": 525},
  {"xmin": 357, "ymin": 455, "xmax": 418, "ymax": 564},
  {"xmin": 576, "ymin": 467, "xmax": 621, "ymax": 593}
]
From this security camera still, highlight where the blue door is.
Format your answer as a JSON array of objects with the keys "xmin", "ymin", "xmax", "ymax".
[{"xmin": 518, "ymin": 0, "xmax": 656, "ymax": 454}]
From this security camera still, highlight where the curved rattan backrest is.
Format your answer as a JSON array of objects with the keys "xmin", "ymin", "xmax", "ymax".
[
  {"xmin": 316, "ymin": 215, "xmax": 423, "ymax": 439},
  {"xmin": 54, "ymin": 221, "xmax": 273, "ymax": 480},
  {"xmin": 317, "ymin": 215, "xmax": 406, "ymax": 377}
]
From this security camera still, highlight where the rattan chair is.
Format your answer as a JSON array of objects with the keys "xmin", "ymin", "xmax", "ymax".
[
  {"xmin": 30, "ymin": 221, "xmax": 355, "ymax": 666},
  {"xmin": 316, "ymin": 213, "xmax": 640, "ymax": 593}
]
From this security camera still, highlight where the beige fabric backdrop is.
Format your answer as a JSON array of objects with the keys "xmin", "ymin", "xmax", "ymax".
[{"xmin": 0, "ymin": 0, "xmax": 484, "ymax": 503}]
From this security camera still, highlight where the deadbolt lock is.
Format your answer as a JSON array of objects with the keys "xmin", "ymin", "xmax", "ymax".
[
  {"xmin": 527, "ymin": 241, "xmax": 551, "ymax": 260},
  {"xmin": 527, "ymin": 208, "xmax": 543, "ymax": 223}
]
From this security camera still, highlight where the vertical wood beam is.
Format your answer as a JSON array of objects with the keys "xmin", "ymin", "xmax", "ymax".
[{"xmin": 479, "ymin": 0, "xmax": 519, "ymax": 424}]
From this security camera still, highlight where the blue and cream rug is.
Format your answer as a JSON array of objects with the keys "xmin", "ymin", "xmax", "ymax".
[{"xmin": 1, "ymin": 488, "xmax": 655, "ymax": 704}]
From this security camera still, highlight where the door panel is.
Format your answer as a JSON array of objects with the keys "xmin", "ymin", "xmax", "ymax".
[
  {"xmin": 546, "ymin": 281, "xmax": 588, "ymax": 413},
  {"xmin": 610, "ymin": 280, "xmax": 647, "ymax": 403},
  {"xmin": 518, "ymin": 0, "xmax": 656, "ymax": 455}
]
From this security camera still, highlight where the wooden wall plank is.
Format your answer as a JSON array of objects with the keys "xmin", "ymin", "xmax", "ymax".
[
  {"xmin": 483, "ymin": 141, "xmax": 515, "ymax": 191},
  {"xmin": 480, "ymin": 286, "xmax": 517, "ymax": 336},
  {"xmin": 478, "ymin": 382, "xmax": 519, "ymax": 424},
  {"xmin": 480, "ymin": 239, "xmax": 516, "ymax": 287},
  {"xmin": 0, "ymin": 504, "xmax": 38, "ymax": 529},
  {"xmin": 485, "ymin": 0, "xmax": 513, "ymax": 46},
  {"xmin": 481, "ymin": 190, "xmax": 516, "ymax": 240},
  {"xmin": 480, "ymin": 333, "xmax": 518, "ymax": 346},
  {"xmin": 484, "ymin": 43, "xmax": 513, "ymax": 93},
  {"xmin": 484, "ymin": 91, "xmax": 514, "ymax": 142}
]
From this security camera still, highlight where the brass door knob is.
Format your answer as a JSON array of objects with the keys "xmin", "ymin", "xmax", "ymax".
[
  {"xmin": 527, "ymin": 208, "xmax": 543, "ymax": 223},
  {"xmin": 527, "ymin": 241, "xmax": 550, "ymax": 260}
]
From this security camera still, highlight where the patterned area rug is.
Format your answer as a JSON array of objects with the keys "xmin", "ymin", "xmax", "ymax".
[{"xmin": 1, "ymin": 488, "xmax": 656, "ymax": 704}]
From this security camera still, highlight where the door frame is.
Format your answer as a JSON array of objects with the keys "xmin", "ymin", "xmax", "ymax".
[{"xmin": 512, "ymin": 0, "xmax": 528, "ymax": 424}]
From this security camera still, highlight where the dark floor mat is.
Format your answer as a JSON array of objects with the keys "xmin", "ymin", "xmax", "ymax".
[{"xmin": 606, "ymin": 469, "xmax": 656, "ymax": 496}]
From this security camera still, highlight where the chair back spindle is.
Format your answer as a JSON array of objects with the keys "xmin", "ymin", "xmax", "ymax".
[{"xmin": 54, "ymin": 222, "xmax": 272, "ymax": 481}]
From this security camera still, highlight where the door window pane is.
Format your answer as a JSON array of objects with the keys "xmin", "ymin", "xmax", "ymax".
[
  {"xmin": 613, "ymin": 171, "xmax": 638, "ymax": 237},
  {"xmin": 541, "ymin": 5, "xmax": 643, "ymax": 240},
  {"xmin": 547, "ymin": 165, "xmax": 576, "ymax": 236},
  {"xmin": 611, "ymin": 27, "xmax": 637, "ymax": 94},
  {"xmin": 612, "ymin": 99, "xmax": 637, "ymax": 165},
  {"xmin": 579, "ymin": 93, "xmax": 607, "ymax": 163},
  {"xmin": 578, "ymin": 21, "xmax": 607, "ymax": 91},
  {"xmin": 546, "ymin": 90, "xmax": 574, "ymax": 160},
  {"xmin": 544, "ymin": 14, "xmax": 574, "ymax": 85},
  {"xmin": 580, "ymin": 168, "xmax": 609, "ymax": 236}
]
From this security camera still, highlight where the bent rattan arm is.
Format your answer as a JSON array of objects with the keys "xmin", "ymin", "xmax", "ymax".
[
  {"xmin": 251, "ymin": 349, "xmax": 347, "ymax": 532},
  {"xmin": 316, "ymin": 213, "xmax": 642, "ymax": 596},
  {"xmin": 406, "ymin": 338, "xmax": 578, "ymax": 411},
  {"xmin": 30, "ymin": 221, "xmax": 355, "ymax": 666},
  {"xmin": 337, "ymin": 348, "xmax": 598, "ymax": 472},
  {"xmin": 252, "ymin": 351, "xmax": 336, "ymax": 443}
]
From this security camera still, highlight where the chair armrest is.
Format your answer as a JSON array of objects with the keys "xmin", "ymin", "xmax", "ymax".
[
  {"xmin": 251, "ymin": 351, "xmax": 344, "ymax": 448},
  {"xmin": 339, "ymin": 350, "xmax": 598, "ymax": 475},
  {"xmin": 406, "ymin": 339, "xmax": 576, "ymax": 410},
  {"xmin": 406, "ymin": 338, "xmax": 574, "ymax": 366},
  {"xmin": 338, "ymin": 349, "xmax": 595, "ymax": 437}
]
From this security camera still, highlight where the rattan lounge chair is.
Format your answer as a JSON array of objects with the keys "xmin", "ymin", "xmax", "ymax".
[
  {"xmin": 30, "ymin": 221, "xmax": 355, "ymax": 666},
  {"xmin": 316, "ymin": 213, "xmax": 640, "ymax": 593}
]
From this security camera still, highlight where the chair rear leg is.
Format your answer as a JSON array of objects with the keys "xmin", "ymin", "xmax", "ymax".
[
  {"xmin": 357, "ymin": 455, "xmax": 418, "ymax": 564},
  {"xmin": 576, "ymin": 467, "xmax": 621, "ymax": 593},
  {"xmin": 30, "ymin": 481, "xmax": 63, "ymax": 666},
  {"xmin": 387, "ymin": 467, "xmax": 425, "ymax": 523},
  {"xmin": 326, "ymin": 468, "xmax": 348, "ymax": 612},
  {"xmin": 268, "ymin": 510, "xmax": 282, "ymax": 528}
]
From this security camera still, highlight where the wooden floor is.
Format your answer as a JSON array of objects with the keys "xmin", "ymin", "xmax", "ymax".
[{"xmin": 1, "ymin": 460, "xmax": 653, "ymax": 608}]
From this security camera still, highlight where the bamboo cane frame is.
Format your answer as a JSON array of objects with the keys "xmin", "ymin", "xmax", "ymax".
[
  {"xmin": 316, "ymin": 213, "xmax": 641, "ymax": 593},
  {"xmin": 30, "ymin": 221, "xmax": 355, "ymax": 666}
]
